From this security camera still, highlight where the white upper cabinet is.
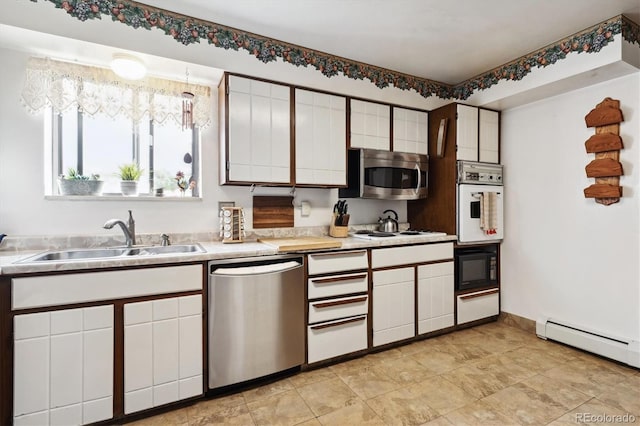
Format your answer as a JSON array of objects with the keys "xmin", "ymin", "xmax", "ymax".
[
  {"xmin": 456, "ymin": 104, "xmax": 500, "ymax": 163},
  {"xmin": 456, "ymin": 104, "xmax": 479, "ymax": 161},
  {"xmin": 225, "ymin": 75, "xmax": 291, "ymax": 184},
  {"xmin": 295, "ymin": 89, "xmax": 347, "ymax": 186},
  {"xmin": 479, "ymin": 109, "xmax": 500, "ymax": 163},
  {"xmin": 350, "ymin": 99, "xmax": 390, "ymax": 151},
  {"xmin": 392, "ymin": 107, "xmax": 428, "ymax": 155}
]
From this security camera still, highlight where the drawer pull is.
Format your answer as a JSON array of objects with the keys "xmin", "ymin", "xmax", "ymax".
[
  {"xmin": 312, "ymin": 296, "xmax": 368, "ymax": 309},
  {"xmin": 310, "ymin": 250, "xmax": 366, "ymax": 258},
  {"xmin": 311, "ymin": 274, "xmax": 367, "ymax": 284},
  {"xmin": 459, "ymin": 289, "xmax": 499, "ymax": 300},
  {"xmin": 310, "ymin": 315, "xmax": 366, "ymax": 330}
]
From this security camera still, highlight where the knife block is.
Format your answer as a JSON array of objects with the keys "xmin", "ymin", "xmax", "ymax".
[{"xmin": 329, "ymin": 214, "xmax": 349, "ymax": 238}]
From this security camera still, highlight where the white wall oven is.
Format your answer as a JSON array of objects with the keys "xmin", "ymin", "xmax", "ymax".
[{"xmin": 457, "ymin": 161, "xmax": 503, "ymax": 244}]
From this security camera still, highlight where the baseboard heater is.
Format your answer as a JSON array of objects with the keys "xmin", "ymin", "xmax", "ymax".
[{"xmin": 536, "ymin": 317, "xmax": 640, "ymax": 368}]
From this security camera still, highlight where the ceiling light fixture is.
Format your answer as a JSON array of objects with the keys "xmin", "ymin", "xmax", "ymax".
[{"xmin": 110, "ymin": 53, "xmax": 146, "ymax": 80}]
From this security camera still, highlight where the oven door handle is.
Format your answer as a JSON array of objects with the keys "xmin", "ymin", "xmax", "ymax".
[{"xmin": 415, "ymin": 163, "xmax": 421, "ymax": 195}]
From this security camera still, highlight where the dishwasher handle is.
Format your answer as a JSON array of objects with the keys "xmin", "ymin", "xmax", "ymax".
[{"xmin": 211, "ymin": 260, "xmax": 302, "ymax": 276}]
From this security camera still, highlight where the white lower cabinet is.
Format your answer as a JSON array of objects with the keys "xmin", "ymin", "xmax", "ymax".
[
  {"xmin": 307, "ymin": 314, "xmax": 368, "ymax": 364},
  {"xmin": 306, "ymin": 292, "xmax": 369, "ymax": 363},
  {"xmin": 372, "ymin": 267, "xmax": 415, "ymax": 346},
  {"xmin": 124, "ymin": 295, "xmax": 203, "ymax": 414},
  {"xmin": 371, "ymin": 243, "xmax": 454, "ymax": 347},
  {"xmin": 306, "ymin": 250, "xmax": 369, "ymax": 364},
  {"xmin": 417, "ymin": 262, "xmax": 454, "ymax": 334},
  {"xmin": 13, "ymin": 306, "xmax": 114, "ymax": 425},
  {"xmin": 457, "ymin": 288, "xmax": 500, "ymax": 325}
]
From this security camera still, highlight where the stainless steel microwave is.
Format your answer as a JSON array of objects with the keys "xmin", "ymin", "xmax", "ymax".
[{"xmin": 339, "ymin": 149, "xmax": 428, "ymax": 200}]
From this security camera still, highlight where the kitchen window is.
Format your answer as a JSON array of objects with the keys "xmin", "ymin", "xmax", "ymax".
[
  {"xmin": 49, "ymin": 107, "xmax": 200, "ymax": 197},
  {"xmin": 21, "ymin": 56, "xmax": 212, "ymax": 198}
]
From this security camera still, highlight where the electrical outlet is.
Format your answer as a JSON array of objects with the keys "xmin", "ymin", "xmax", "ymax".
[{"xmin": 218, "ymin": 201, "xmax": 235, "ymax": 211}]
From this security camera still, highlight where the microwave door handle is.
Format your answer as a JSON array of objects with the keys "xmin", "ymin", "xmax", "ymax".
[{"xmin": 415, "ymin": 163, "xmax": 421, "ymax": 195}]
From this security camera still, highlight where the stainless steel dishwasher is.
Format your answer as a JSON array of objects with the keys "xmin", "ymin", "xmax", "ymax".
[{"xmin": 208, "ymin": 254, "xmax": 305, "ymax": 389}]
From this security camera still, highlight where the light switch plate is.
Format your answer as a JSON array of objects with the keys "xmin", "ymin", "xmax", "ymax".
[{"xmin": 301, "ymin": 201, "xmax": 311, "ymax": 217}]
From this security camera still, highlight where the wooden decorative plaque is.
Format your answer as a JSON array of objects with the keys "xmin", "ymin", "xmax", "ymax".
[{"xmin": 583, "ymin": 98, "xmax": 624, "ymax": 206}]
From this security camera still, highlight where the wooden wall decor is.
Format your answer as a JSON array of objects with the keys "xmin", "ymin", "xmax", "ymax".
[{"xmin": 583, "ymin": 97, "xmax": 624, "ymax": 205}]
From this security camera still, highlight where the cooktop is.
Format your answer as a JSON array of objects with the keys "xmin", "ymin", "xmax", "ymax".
[{"xmin": 351, "ymin": 230, "xmax": 447, "ymax": 240}]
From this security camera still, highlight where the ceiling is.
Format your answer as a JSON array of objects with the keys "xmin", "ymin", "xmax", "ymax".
[{"xmin": 136, "ymin": 0, "xmax": 640, "ymax": 85}]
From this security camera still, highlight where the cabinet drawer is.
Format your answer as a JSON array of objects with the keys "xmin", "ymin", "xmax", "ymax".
[
  {"xmin": 307, "ymin": 250, "xmax": 368, "ymax": 275},
  {"xmin": 309, "ymin": 295, "xmax": 368, "ymax": 324},
  {"xmin": 456, "ymin": 288, "xmax": 499, "ymax": 325},
  {"xmin": 371, "ymin": 243, "xmax": 452, "ymax": 268},
  {"xmin": 307, "ymin": 315, "xmax": 367, "ymax": 363},
  {"xmin": 308, "ymin": 272, "xmax": 368, "ymax": 299},
  {"xmin": 12, "ymin": 265, "xmax": 203, "ymax": 310}
]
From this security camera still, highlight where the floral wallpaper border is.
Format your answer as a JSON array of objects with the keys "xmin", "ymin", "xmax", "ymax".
[{"xmin": 29, "ymin": 0, "xmax": 640, "ymax": 100}]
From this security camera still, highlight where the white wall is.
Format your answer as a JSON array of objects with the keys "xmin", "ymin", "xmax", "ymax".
[
  {"xmin": 0, "ymin": 19, "xmax": 429, "ymax": 236},
  {"xmin": 500, "ymin": 73, "xmax": 640, "ymax": 341}
]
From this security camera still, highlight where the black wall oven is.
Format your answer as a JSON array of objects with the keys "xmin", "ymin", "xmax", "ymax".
[{"xmin": 455, "ymin": 245, "xmax": 498, "ymax": 291}]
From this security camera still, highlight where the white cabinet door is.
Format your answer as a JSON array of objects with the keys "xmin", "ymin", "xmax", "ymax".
[
  {"xmin": 227, "ymin": 75, "xmax": 291, "ymax": 184},
  {"xmin": 13, "ymin": 306, "xmax": 114, "ymax": 425},
  {"xmin": 457, "ymin": 289, "xmax": 500, "ymax": 325},
  {"xmin": 295, "ymin": 89, "xmax": 347, "ymax": 186},
  {"xmin": 417, "ymin": 262, "xmax": 454, "ymax": 334},
  {"xmin": 456, "ymin": 104, "xmax": 479, "ymax": 161},
  {"xmin": 307, "ymin": 316, "xmax": 368, "ymax": 363},
  {"xmin": 393, "ymin": 107, "xmax": 428, "ymax": 155},
  {"xmin": 124, "ymin": 295, "xmax": 202, "ymax": 415},
  {"xmin": 372, "ymin": 267, "xmax": 415, "ymax": 346},
  {"xmin": 479, "ymin": 109, "xmax": 500, "ymax": 163},
  {"xmin": 350, "ymin": 99, "xmax": 390, "ymax": 150}
]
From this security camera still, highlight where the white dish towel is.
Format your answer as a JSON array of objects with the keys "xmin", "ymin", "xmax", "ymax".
[{"xmin": 480, "ymin": 192, "xmax": 498, "ymax": 235}]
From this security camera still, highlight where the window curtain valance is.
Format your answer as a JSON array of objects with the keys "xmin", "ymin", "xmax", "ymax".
[{"xmin": 21, "ymin": 57, "xmax": 212, "ymax": 128}]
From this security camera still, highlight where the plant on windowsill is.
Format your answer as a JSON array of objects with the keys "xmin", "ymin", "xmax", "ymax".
[
  {"xmin": 117, "ymin": 163, "xmax": 143, "ymax": 196},
  {"xmin": 57, "ymin": 168, "xmax": 104, "ymax": 196}
]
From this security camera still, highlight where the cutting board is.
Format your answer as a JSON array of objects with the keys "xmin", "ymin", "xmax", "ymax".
[
  {"xmin": 258, "ymin": 236, "xmax": 342, "ymax": 252},
  {"xmin": 253, "ymin": 196, "xmax": 294, "ymax": 228}
]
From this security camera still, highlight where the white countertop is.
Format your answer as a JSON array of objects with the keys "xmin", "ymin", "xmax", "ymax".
[{"xmin": 0, "ymin": 234, "xmax": 457, "ymax": 275}]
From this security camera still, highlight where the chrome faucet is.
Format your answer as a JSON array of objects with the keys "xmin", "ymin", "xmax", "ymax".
[{"xmin": 103, "ymin": 210, "xmax": 136, "ymax": 247}]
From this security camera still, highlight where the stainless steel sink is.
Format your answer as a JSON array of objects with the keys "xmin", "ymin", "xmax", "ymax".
[
  {"xmin": 16, "ymin": 244, "xmax": 206, "ymax": 263},
  {"xmin": 128, "ymin": 244, "xmax": 206, "ymax": 256}
]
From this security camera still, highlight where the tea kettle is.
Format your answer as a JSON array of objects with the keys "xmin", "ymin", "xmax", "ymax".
[{"xmin": 378, "ymin": 209, "xmax": 399, "ymax": 233}]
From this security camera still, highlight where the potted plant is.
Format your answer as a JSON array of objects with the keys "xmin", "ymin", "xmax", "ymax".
[
  {"xmin": 57, "ymin": 168, "xmax": 104, "ymax": 196},
  {"xmin": 117, "ymin": 163, "xmax": 143, "ymax": 196}
]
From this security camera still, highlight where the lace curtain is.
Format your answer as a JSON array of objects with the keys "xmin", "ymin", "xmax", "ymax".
[{"xmin": 21, "ymin": 57, "xmax": 211, "ymax": 128}]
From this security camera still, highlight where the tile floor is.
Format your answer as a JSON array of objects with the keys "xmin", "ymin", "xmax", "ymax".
[{"xmin": 130, "ymin": 322, "xmax": 640, "ymax": 425}]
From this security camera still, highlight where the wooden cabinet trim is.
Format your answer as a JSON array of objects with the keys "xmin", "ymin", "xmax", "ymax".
[
  {"xmin": 459, "ymin": 289, "xmax": 500, "ymax": 300},
  {"xmin": 310, "ymin": 273, "xmax": 367, "ymax": 284},
  {"xmin": 311, "ymin": 296, "xmax": 368, "ymax": 309},
  {"xmin": 309, "ymin": 315, "xmax": 366, "ymax": 330}
]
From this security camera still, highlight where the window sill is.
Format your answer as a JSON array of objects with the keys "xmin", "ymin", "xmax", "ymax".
[{"xmin": 45, "ymin": 195, "xmax": 202, "ymax": 201}]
